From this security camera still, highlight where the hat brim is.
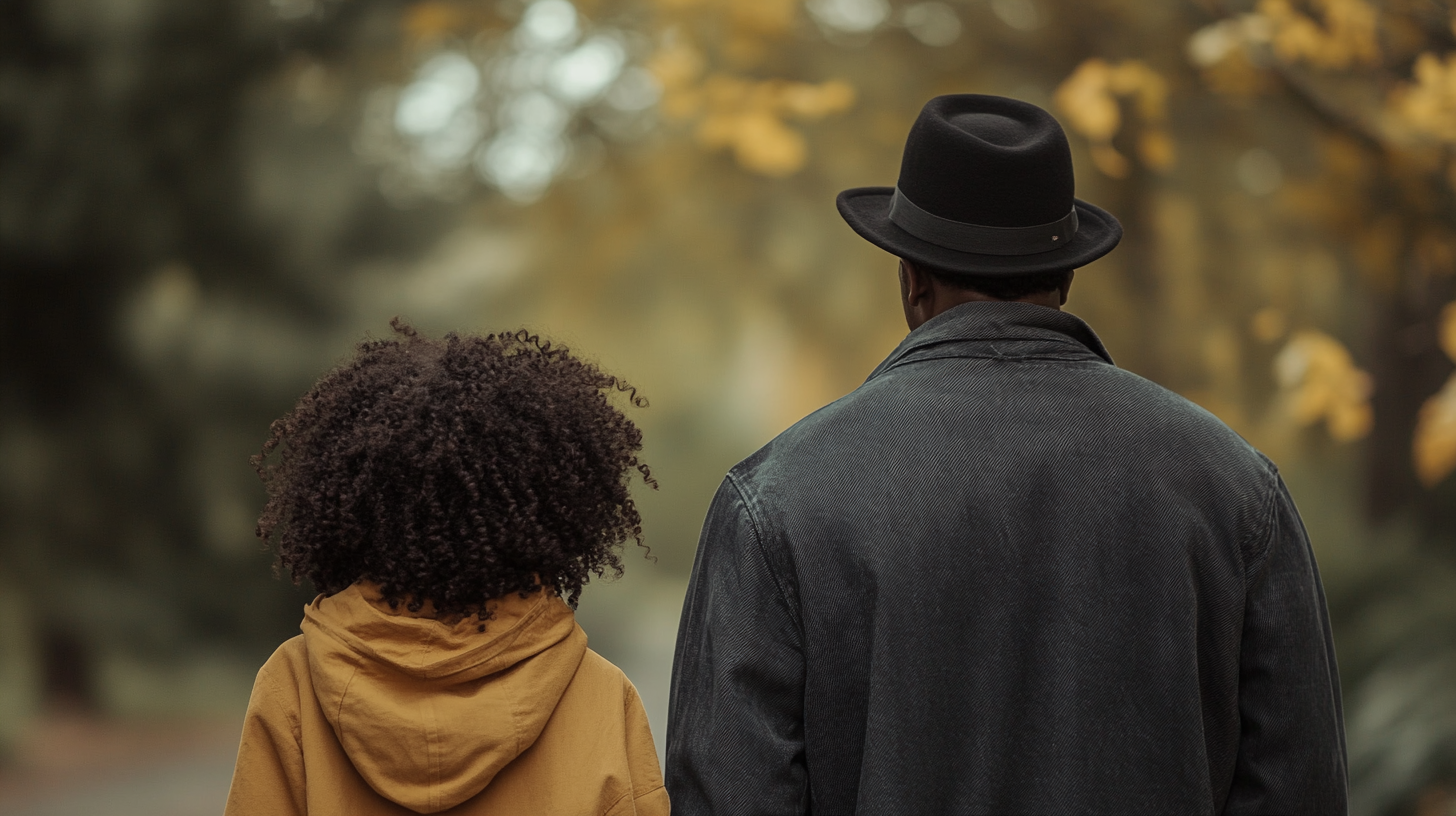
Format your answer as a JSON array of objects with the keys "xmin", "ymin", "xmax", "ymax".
[{"xmin": 836, "ymin": 186, "xmax": 1122, "ymax": 276}]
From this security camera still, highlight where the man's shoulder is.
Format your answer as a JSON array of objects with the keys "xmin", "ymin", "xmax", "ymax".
[
  {"xmin": 727, "ymin": 357, "xmax": 1276, "ymax": 499},
  {"xmin": 723, "ymin": 387, "xmax": 869, "ymax": 492},
  {"xmin": 1096, "ymin": 366, "xmax": 1275, "ymax": 471}
]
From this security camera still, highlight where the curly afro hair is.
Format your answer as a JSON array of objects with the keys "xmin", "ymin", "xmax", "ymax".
[{"xmin": 252, "ymin": 319, "xmax": 654, "ymax": 618}]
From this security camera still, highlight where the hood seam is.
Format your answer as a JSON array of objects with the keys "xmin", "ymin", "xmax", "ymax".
[
  {"xmin": 336, "ymin": 663, "xmax": 359, "ymax": 726},
  {"xmin": 511, "ymin": 691, "xmax": 523, "ymax": 768},
  {"xmin": 427, "ymin": 691, "xmax": 442, "ymax": 812},
  {"xmin": 510, "ymin": 632, "xmax": 525, "ymax": 762},
  {"xmin": 419, "ymin": 620, "xmax": 441, "ymax": 812}
]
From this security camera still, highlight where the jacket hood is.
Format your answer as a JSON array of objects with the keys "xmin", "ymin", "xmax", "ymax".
[{"xmin": 300, "ymin": 582, "xmax": 586, "ymax": 814}]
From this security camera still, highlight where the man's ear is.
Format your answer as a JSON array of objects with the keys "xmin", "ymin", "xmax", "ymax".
[
  {"xmin": 1058, "ymin": 270, "xmax": 1076, "ymax": 306},
  {"xmin": 900, "ymin": 258, "xmax": 934, "ymax": 306}
]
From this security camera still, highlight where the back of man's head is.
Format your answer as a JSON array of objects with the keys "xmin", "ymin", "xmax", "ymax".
[{"xmin": 920, "ymin": 264, "xmax": 1074, "ymax": 301}]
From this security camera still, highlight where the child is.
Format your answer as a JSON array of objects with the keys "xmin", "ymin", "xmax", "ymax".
[{"xmin": 225, "ymin": 321, "xmax": 668, "ymax": 816}]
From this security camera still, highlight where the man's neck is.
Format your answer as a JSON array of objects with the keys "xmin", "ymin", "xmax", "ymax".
[
  {"xmin": 934, "ymin": 287, "xmax": 1064, "ymax": 312},
  {"xmin": 906, "ymin": 285, "xmax": 1062, "ymax": 332}
]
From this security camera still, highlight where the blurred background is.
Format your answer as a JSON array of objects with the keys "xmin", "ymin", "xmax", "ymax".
[{"xmin": 1, "ymin": 0, "xmax": 1455, "ymax": 813}]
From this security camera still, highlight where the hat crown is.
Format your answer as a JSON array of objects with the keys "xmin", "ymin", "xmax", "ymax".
[{"xmin": 896, "ymin": 95, "xmax": 1076, "ymax": 229}]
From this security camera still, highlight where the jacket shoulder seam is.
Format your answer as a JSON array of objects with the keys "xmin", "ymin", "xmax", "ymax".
[
  {"xmin": 724, "ymin": 471, "xmax": 804, "ymax": 646},
  {"xmin": 600, "ymin": 782, "xmax": 647, "ymax": 816},
  {"xmin": 601, "ymin": 787, "xmax": 632, "ymax": 815},
  {"xmin": 600, "ymin": 783, "xmax": 667, "ymax": 815},
  {"xmin": 633, "ymin": 783, "xmax": 666, "ymax": 801},
  {"xmin": 259, "ymin": 638, "xmax": 305, "ymax": 745},
  {"xmin": 1242, "ymin": 457, "xmax": 1283, "ymax": 586}
]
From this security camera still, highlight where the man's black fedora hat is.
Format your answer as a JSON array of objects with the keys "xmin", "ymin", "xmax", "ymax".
[{"xmin": 837, "ymin": 94, "xmax": 1122, "ymax": 277}]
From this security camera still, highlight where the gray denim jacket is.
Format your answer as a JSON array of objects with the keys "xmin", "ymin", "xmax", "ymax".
[{"xmin": 666, "ymin": 301, "xmax": 1347, "ymax": 815}]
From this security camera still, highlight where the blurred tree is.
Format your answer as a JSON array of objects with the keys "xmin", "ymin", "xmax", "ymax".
[{"xmin": 0, "ymin": 0, "xmax": 450, "ymax": 727}]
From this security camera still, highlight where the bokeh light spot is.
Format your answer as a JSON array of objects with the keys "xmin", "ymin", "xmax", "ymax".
[
  {"xmin": 476, "ymin": 132, "xmax": 568, "ymax": 201},
  {"xmin": 991, "ymin": 0, "xmax": 1042, "ymax": 31},
  {"xmin": 606, "ymin": 67, "xmax": 663, "ymax": 112},
  {"xmin": 550, "ymin": 36, "xmax": 627, "ymax": 102},
  {"xmin": 501, "ymin": 90, "xmax": 571, "ymax": 134},
  {"xmin": 517, "ymin": 0, "xmax": 580, "ymax": 49},
  {"xmin": 902, "ymin": 3, "xmax": 961, "ymax": 47},
  {"xmin": 1237, "ymin": 147, "xmax": 1283, "ymax": 196},
  {"xmin": 807, "ymin": 0, "xmax": 891, "ymax": 33},
  {"xmin": 395, "ymin": 53, "xmax": 480, "ymax": 137}
]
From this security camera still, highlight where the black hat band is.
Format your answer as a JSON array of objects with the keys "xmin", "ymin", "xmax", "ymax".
[{"xmin": 889, "ymin": 188, "xmax": 1080, "ymax": 257}]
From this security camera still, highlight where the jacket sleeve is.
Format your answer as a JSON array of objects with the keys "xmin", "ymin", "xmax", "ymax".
[
  {"xmin": 1224, "ymin": 475, "xmax": 1348, "ymax": 815},
  {"xmin": 623, "ymin": 676, "xmax": 671, "ymax": 816},
  {"xmin": 666, "ymin": 477, "xmax": 808, "ymax": 816},
  {"xmin": 224, "ymin": 653, "xmax": 307, "ymax": 816}
]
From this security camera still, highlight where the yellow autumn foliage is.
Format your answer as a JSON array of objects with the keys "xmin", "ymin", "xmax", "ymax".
[
  {"xmin": 1442, "ymin": 301, "xmax": 1456, "ymax": 362},
  {"xmin": 403, "ymin": 1, "xmax": 470, "ymax": 44},
  {"xmin": 1138, "ymin": 130, "xmax": 1177, "ymax": 172},
  {"xmin": 699, "ymin": 106, "xmax": 806, "ymax": 176},
  {"xmin": 678, "ymin": 75, "xmax": 855, "ymax": 176},
  {"xmin": 651, "ymin": 0, "xmax": 796, "ymax": 35},
  {"xmin": 1251, "ymin": 307, "xmax": 1290, "ymax": 343},
  {"xmin": 643, "ymin": 0, "xmax": 853, "ymax": 177},
  {"xmin": 1258, "ymin": 0, "xmax": 1380, "ymax": 69},
  {"xmin": 1274, "ymin": 330, "xmax": 1374, "ymax": 442},
  {"xmin": 650, "ymin": 40, "xmax": 708, "ymax": 120},
  {"xmin": 1054, "ymin": 59, "xmax": 1173, "ymax": 177},
  {"xmin": 1057, "ymin": 60, "xmax": 1122, "ymax": 142},
  {"xmin": 649, "ymin": 40, "xmax": 706, "ymax": 94},
  {"xmin": 1108, "ymin": 62, "xmax": 1169, "ymax": 122},
  {"xmin": 780, "ymin": 80, "xmax": 856, "ymax": 119},
  {"xmin": 725, "ymin": 0, "xmax": 798, "ymax": 37},
  {"xmin": 1415, "ymin": 378, "xmax": 1456, "ymax": 487},
  {"xmin": 1203, "ymin": 51, "xmax": 1276, "ymax": 98},
  {"xmin": 1391, "ymin": 52, "xmax": 1456, "ymax": 143},
  {"xmin": 1414, "ymin": 302, "xmax": 1456, "ymax": 486}
]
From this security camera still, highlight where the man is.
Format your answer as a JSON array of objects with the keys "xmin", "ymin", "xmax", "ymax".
[{"xmin": 665, "ymin": 95, "xmax": 1347, "ymax": 815}]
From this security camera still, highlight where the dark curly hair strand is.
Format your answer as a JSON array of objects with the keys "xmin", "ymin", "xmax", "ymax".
[{"xmin": 252, "ymin": 319, "xmax": 655, "ymax": 618}]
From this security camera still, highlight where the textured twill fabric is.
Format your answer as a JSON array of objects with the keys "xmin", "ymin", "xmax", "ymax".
[{"xmin": 666, "ymin": 301, "xmax": 1347, "ymax": 816}]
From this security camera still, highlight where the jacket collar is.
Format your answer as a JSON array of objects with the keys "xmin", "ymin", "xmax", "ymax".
[{"xmin": 866, "ymin": 301, "xmax": 1114, "ymax": 382}]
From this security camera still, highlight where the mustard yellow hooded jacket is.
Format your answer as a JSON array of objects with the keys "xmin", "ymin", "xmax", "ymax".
[{"xmin": 224, "ymin": 583, "xmax": 668, "ymax": 816}]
